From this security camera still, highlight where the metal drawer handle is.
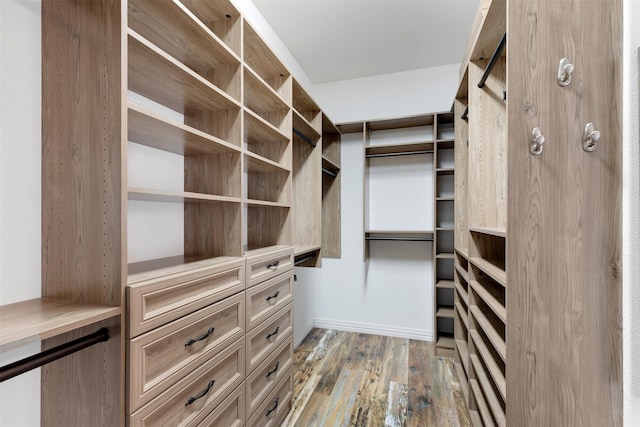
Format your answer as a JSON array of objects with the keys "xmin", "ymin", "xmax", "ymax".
[
  {"xmin": 266, "ymin": 397, "xmax": 279, "ymax": 417},
  {"xmin": 266, "ymin": 260, "xmax": 280, "ymax": 270},
  {"xmin": 185, "ymin": 327, "xmax": 215, "ymax": 347},
  {"xmin": 266, "ymin": 326, "xmax": 280, "ymax": 340},
  {"xmin": 266, "ymin": 361, "xmax": 280, "ymax": 378},
  {"xmin": 185, "ymin": 379, "xmax": 215, "ymax": 406},
  {"xmin": 265, "ymin": 291, "xmax": 280, "ymax": 302}
]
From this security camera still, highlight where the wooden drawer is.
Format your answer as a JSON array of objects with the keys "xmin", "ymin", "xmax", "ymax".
[
  {"xmin": 197, "ymin": 383, "xmax": 245, "ymax": 427},
  {"xmin": 128, "ymin": 338, "xmax": 245, "ymax": 427},
  {"xmin": 128, "ymin": 292, "xmax": 244, "ymax": 412},
  {"xmin": 246, "ymin": 269, "xmax": 293, "ymax": 331},
  {"xmin": 245, "ymin": 246, "xmax": 293, "ymax": 288},
  {"xmin": 246, "ymin": 302, "xmax": 294, "ymax": 374},
  {"xmin": 127, "ymin": 257, "xmax": 245, "ymax": 338},
  {"xmin": 246, "ymin": 368, "xmax": 293, "ymax": 427},
  {"xmin": 246, "ymin": 335, "xmax": 294, "ymax": 417}
]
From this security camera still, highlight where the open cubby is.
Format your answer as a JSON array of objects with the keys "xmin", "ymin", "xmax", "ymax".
[
  {"xmin": 179, "ymin": 0, "xmax": 242, "ymax": 57},
  {"xmin": 128, "ymin": 0, "xmax": 241, "ymax": 101},
  {"xmin": 436, "ymin": 258, "xmax": 455, "ymax": 281},
  {"xmin": 244, "ymin": 68, "xmax": 292, "ymax": 135},
  {"xmin": 436, "ymin": 200, "xmax": 454, "ymax": 227},
  {"xmin": 246, "ymin": 158, "xmax": 291, "ymax": 205},
  {"xmin": 436, "ymin": 174, "xmax": 455, "ymax": 199},
  {"xmin": 436, "ymin": 112, "xmax": 455, "ymax": 140},
  {"xmin": 293, "ymin": 79, "xmax": 322, "ymax": 134},
  {"xmin": 436, "ymin": 147, "xmax": 455, "ymax": 169},
  {"xmin": 244, "ymin": 110, "xmax": 291, "ymax": 167},
  {"xmin": 436, "ymin": 229, "xmax": 455, "ymax": 255},
  {"xmin": 246, "ymin": 206, "xmax": 292, "ymax": 251},
  {"xmin": 292, "ymin": 131, "xmax": 321, "ymax": 261}
]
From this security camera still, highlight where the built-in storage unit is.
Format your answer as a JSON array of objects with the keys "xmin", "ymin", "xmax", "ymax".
[
  {"xmin": 321, "ymin": 114, "xmax": 342, "ymax": 259},
  {"xmin": 453, "ymin": 0, "xmax": 622, "ymax": 425},
  {"xmin": 21, "ymin": 0, "xmax": 341, "ymax": 424}
]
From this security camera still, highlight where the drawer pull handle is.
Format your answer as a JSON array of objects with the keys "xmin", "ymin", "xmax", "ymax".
[
  {"xmin": 266, "ymin": 361, "xmax": 280, "ymax": 378},
  {"xmin": 266, "ymin": 260, "xmax": 280, "ymax": 270},
  {"xmin": 266, "ymin": 397, "xmax": 279, "ymax": 417},
  {"xmin": 185, "ymin": 327, "xmax": 215, "ymax": 347},
  {"xmin": 265, "ymin": 291, "xmax": 280, "ymax": 302},
  {"xmin": 185, "ymin": 379, "xmax": 215, "ymax": 406},
  {"xmin": 266, "ymin": 326, "xmax": 280, "ymax": 340}
]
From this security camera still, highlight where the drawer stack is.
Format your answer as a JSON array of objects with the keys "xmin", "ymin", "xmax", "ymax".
[
  {"xmin": 244, "ymin": 246, "xmax": 295, "ymax": 427},
  {"xmin": 126, "ymin": 257, "xmax": 247, "ymax": 426}
]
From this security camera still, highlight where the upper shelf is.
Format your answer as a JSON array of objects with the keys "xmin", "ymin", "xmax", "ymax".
[
  {"xmin": 179, "ymin": 0, "xmax": 242, "ymax": 56},
  {"xmin": 0, "ymin": 298, "xmax": 121, "ymax": 352},
  {"xmin": 366, "ymin": 141, "xmax": 434, "ymax": 157},
  {"xmin": 293, "ymin": 110, "xmax": 321, "ymax": 146},
  {"xmin": 470, "ymin": 226, "xmax": 507, "ymax": 238},
  {"xmin": 367, "ymin": 114, "xmax": 435, "ymax": 131}
]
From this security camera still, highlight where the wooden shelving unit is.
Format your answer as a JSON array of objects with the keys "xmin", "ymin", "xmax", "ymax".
[{"xmin": 321, "ymin": 114, "xmax": 342, "ymax": 259}]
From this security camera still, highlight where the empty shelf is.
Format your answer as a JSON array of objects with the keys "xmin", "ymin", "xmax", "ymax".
[
  {"xmin": 436, "ymin": 306, "xmax": 455, "ymax": 318},
  {"xmin": 469, "ymin": 257, "xmax": 506, "ymax": 287},
  {"xmin": 455, "ymin": 301, "xmax": 469, "ymax": 331},
  {"xmin": 128, "ymin": 188, "xmax": 241, "ymax": 204},
  {"xmin": 470, "ymin": 354, "xmax": 506, "ymax": 427},
  {"xmin": 471, "ymin": 329, "xmax": 506, "ymax": 401},
  {"xmin": 470, "ymin": 280, "xmax": 506, "ymax": 323},
  {"xmin": 456, "ymin": 338, "xmax": 469, "ymax": 374},
  {"xmin": 470, "ymin": 305, "xmax": 506, "ymax": 362},
  {"xmin": 469, "ymin": 226, "xmax": 506, "ymax": 238},
  {"xmin": 436, "ymin": 335, "xmax": 456, "ymax": 350},
  {"xmin": 470, "ymin": 380, "xmax": 496, "ymax": 427},
  {"xmin": 436, "ymin": 280, "xmax": 455, "ymax": 289}
]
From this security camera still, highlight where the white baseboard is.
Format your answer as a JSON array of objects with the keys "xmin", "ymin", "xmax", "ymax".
[
  {"xmin": 313, "ymin": 317, "xmax": 433, "ymax": 341},
  {"xmin": 294, "ymin": 317, "xmax": 315, "ymax": 348}
]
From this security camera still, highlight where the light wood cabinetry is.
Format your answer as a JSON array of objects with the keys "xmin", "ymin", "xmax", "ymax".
[
  {"xmin": 454, "ymin": 0, "xmax": 622, "ymax": 425},
  {"xmin": 25, "ymin": 0, "xmax": 339, "ymax": 424},
  {"xmin": 321, "ymin": 114, "xmax": 342, "ymax": 259}
]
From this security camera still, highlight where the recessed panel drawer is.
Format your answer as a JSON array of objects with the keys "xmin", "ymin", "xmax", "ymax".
[
  {"xmin": 246, "ymin": 368, "xmax": 293, "ymax": 427},
  {"xmin": 128, "ymin": 292, "xmax": 244, "ymax": 412},
  {"xmin": 128, "ymin": 339, "xmax": 245, "ymax": 427},
  {"xmin": 246, "ymin": 335, "xmax": 293, "ymax": 417},
  {"xmin": 246, "ymin": 270, "xmax": 293, "ymax": 331},
  {"xmin": 246, "ymin": 302, "xmax": 293, "ymax": 374},
  {"xmin": 197, "ymin": 382, "xmax": 245, "ymax": 427},
  {"xmin": 127, "ymin": 257, "xmax": 245, "ymax": 337},
  {"xmin": 245, "ymin": 246, "xmax": 293, "ymax": 288}
]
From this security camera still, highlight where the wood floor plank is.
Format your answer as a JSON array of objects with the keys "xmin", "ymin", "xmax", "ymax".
[
  {"xmin": 282, "ymin": 373, "xmax": 321, "ymax": 427},
  {"xmin": 349, "ymin": 360, "xmax": 387, "ymax": 427},
  {"xmin": 314, "ymin": 331, "xmax": 355, "ymax": 396},
  {"xmin": 407, "ymin": 340, "xmax": 437, "ymax": 426},
  {"xmin": 317, "ymin": 369, "xmax": 364, "ymax": 426},
  {"xmin": 384, "ymin": 381, "xmax": 409, "ymax": 426}
]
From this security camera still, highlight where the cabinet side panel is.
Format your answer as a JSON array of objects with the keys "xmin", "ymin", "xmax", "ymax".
[
  {"xmin": 506, "ymin": 0, "xmax": 623, "ymax": 425},
  {"xmin": 454, "ymin": 99, "xmax": 468, "ymax": 252}
]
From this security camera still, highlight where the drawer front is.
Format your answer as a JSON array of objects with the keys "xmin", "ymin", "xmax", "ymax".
[
  {"xmin": 197, "ymin": 383, "xmax": 245, "ymax": 427},
  {"xmin": 128, "ymin": 292, "xmax": 244, "ymax": 412},
  {"xmin": 128, "ymin": 258, "xmax": 245, "ymax": 338},
  {"xmin": 245, "ymin": 247, "xmax": 293, "ymax": 288},
  {"xmin": 246, "ymin": 335, "xmax": 294, "ymax": 417},
  {"xmin": 129, "ymin": 339, "xmax": 245, "ymax": 427},
  {"xmin": 246, "ymin": 270, "xmax": 293, "ymax": 331},
  {"xmin": 247, "ymin": 369, "xmax": 293, "ymax": 427},
  {"xmin": 246, "ymin": 303, "xmax": 294, "ymax": 374}
]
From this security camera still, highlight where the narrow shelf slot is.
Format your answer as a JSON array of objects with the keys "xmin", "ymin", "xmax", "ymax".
[
  {"xmin": 470, "ymin": 380, "xmax": 496, "ymax": 427},
  {"xmin": 0, "ymin": 298, "xmax": 120, "ymax": 351},
  {"xmin": 470, "ymin": 279, "xmax": 506, "ymax": 323},
  {"xmin": 471, "ymin": 329, "xmax": 506, "ymax": 401},
  {"xmin": 243, "ymin": 22, "xmax": 291, "ymax": 99},
  {"xmin": 456, "ymin": 246, "xmax": 470, "ymax": 260},
  {"xmin": 455, "ymin": 280, "xmax": 469, "ymax": 306},
  {"xmin": 454, "ymin": 361, "xmax": 469, "ymax": 402},
  {"xmin": 436, "ymin": 252, "xmax": 455, "ymax": 259},
  {"xmin": 470, "ymin": 305, "xmax": 506, "ymax": 362},
  {"xmin": 470, "ymin": 354, "xmax": 506, "ymax": 427},
  {"xmin": 469, "ymin": 257, "xmax": 506, "ymax": 288},
  {"xmin": 245, "ymin": 151, "xmax": 291, "ymax": 174},
  {"xmin": 456, "ymin": 338, "xmax": 469, "ymax": 374},
  {"xmin": 244, "ymin": 67, "xmax": 291, "ymax": 134},
  {"xmin": 455, "ymin": 264, "xmax": 470, "ymax": 284},
  {"xmin": 322, "ymin": 114, "xmax": 341, "ymax": 168},
  {"xmin": 244, "ymin": 110, "xmax": 291, "ymax": 167},
  {"xmin": 436, "ymin": 168, "xmax": 455, "ymax": 175},
  {"xmin": 455, "ymin": 301, "xmax": 469, "ymax": 331},
  {"xmin": 246, "ymin": 207, "xmax": 292, "ymax": 251},
  {"xmin": 436, "ymin": 307, "xmax": 455, "ymax": 318}
]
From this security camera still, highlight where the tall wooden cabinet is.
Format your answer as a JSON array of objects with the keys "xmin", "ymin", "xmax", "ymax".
[
  {"xmin": 19, "ymin": 0, "xmax": 341, "ymax": 424},
  {"xmin": 453, "ymin": 0, "xmax": 622, "ymax": 425}
]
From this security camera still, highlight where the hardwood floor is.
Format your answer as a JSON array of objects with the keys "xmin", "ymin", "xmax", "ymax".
[{"xmin": 282, "ymin": 329, "xmax": 471, "ymax": 426}]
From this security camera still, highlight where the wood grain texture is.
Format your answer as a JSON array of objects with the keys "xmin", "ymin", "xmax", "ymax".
[
  {"xmin": 179, "ymin": 0, "xmax": 242, "ymax": 56},
  {"xmin": 288, "ymin": 329, "xmax": 471, "ymax": 427},
  {"xmin": 506, "ymin": 0, "xmax": 623, "ymax": 425},
  {"xmin": 292, "ymin": 128, "xmax": 322, "ymax": 251},
  {"xmin": 246, "ymin": 206, "xmax": 292, "ymax": 250},
  {"xmin": 454, "ymin": 99, "xmax": 469, "ymax": 253},
  {"xmin": 184, "ymin": 200, "xmax": 242, "ymax": 258}
]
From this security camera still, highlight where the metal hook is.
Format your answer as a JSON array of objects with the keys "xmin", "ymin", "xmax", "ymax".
[
  {"xmin": 557, "ymin": 58, "xmax": 575, "ymax": 87},
  {"xmin": 530, "ymin": 127, "xmax": 545, "ymax": 155},
  {"xmin": 582, "ymin": 123, "xmax": 600, "ymax": 152}
]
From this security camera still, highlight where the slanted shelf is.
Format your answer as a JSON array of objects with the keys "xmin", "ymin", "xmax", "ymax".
[
  {"xmin": 321, "ymin": 114, "xmax": 342, "ymax": 258},
  {"xmin": 291, "ymin": 80, "xmax": 322, "ymax": 267}
]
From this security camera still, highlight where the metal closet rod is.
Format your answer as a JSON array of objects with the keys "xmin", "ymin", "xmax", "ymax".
[
  {"xmin": 366, "ymin": 150, "xmax": 433, "ymax": 159},
  {"xmin": 461, "ymin": 106, "xmax": 469, "ymax": 121},
  {"xmin": 478, "ymin": 33, "xmax": 507, "ymax": 89},
  {"xmin": 322, "ymin": 167, "xmax": 337, "ymax": 177},
  {"xmin": 293, "ymin": 128, "xmax": 317, "ymax": 148},
  {"xmin": 294, "ymin": 252, "xmax": 318, "ymax": 266},
  {"xmin": 0, "ymin": 328, "xmax": 110, "ymax": 383}
]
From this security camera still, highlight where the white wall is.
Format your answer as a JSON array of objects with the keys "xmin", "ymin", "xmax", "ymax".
[
  {"xmin": 0, "ymin": 0, "xmax": 42, "ymax": 425},
  {"xmin": 623, "ymin": 0, "xmax": 640, "ymax": 423}
]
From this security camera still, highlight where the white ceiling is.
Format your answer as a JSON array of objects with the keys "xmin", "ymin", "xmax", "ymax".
[{"xmin": 252, "ymin": 0, "xmax": 480, "ymax": 84}]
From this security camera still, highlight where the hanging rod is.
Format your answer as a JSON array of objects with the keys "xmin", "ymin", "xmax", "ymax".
[
  {"xmin": 293, "ymin": 128, "xmax": 317, "ymax": 148},
  {"xmin": 461, "ymin": 106, "xmax": 469, "ymax": 121},
  {"xmin": 366, "ymin": 237, "xmax": 434, "ymax": 242},
  {"xmin": 322, "ymin": 167, "xmax": 337, "ymax": 177},
  {"xmin": 294, "ymin": 252, "xmax": 318, "ymax": 266},
  {"xmin": 478, "ymin": 33, "xmax": 506, "ymax": 89},
  {"xmin": 366, "ymin": 150, "xmax": 433, "ymax": 159},
  {"xmin": 0, "ymin": 328, "xmax": 110, "ymax": 383}
]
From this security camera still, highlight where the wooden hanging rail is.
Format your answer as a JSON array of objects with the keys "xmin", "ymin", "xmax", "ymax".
[
  {"xmin": 478, "ymin": 33, "xmax": 506, "ymax": 89},
  {"xmin": 0, "ymin": 328, "xmax": 110, "ymax": 382}
]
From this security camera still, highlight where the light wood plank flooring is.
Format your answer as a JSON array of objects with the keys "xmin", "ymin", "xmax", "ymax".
[{"xmin": 282, "ymin": 328, "xmax": 471, "ymax": 426}]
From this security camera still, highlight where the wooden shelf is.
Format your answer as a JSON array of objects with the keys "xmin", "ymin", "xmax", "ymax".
[
  {"xmin": 455, "ymin": 301, "xmax": 469, "ymax": 331},
  {"xmin": 436, "ymin": 168, "xmax": 455, "ymax": 175},
  {"xmin": 456, "ymin": 338, "xmax": 469, "ymax": 374},
  {"xmin": 293, "ymin": 110, "xmax": 321, "ymax": 145},
  {"xmin": 367, "ymin": 114, "xmax": 434, "ymax": 131},
  {"xmin": 322, "ymin": 156, "xmax": 340, "ymax": 175},
  {"xmin": 471, "ymin": 354, "xmax": 506, "ymax": 427},
  {"xmin": 292, "ymin": 79, "xmax": 321, "ymax": 129},
  {"xmin": 243, "ymin": 245, "xmax": 292, "ymax": 258},
  {"xmin": 454, "ymin": 280, "xmax": 469, "ymax": 306},
  {"xmin": 455, "ymin": 264, "xmax": 470, "ymax": 283},
  {"xmin": 470, "ymin": 305, "xmax": 506, "ymax": 362},
  {"xmin": 128, "ymin": 0, "xmax": 241, "ymax": 100},
  {"xmin": 128, "ymin": 188, "xmax": 241, "ymax": 204},
  {"xmin": 436, "ymin": 196, "xmax": 455, "ymax": 201},
  {"xmin": 336, "ymin": 121, "xmax": 364, "ymax": 134},
  {"xmin": 471, "ymin": 329, "xmax": 506, "ymax": 400},
  {"xmin": 365, "ymin": 141, "xmax": 434, "ymax": 157},
  {"xmin": 436, "ymin": 335, "xmax": 455, "ymax": 350},
  {"xmin": 454, "ymin": 361, "xmax": 469, "ymax": 402},
  {"xmin": 470, "ymin": 280, "xmax": 506, "ymax": 323},
  {"xmin": 0, "ymin": 298, "xmax": 121, "ymax": 351},
  {"xmin": 178, "ymin": 0, "xmax": 242, "ymax": 56},
  {"xmin": 293, "ymin": 245, "xmax": 322, "ymax": 257},
  {"xmin": 128, "ymin": 30, "xmax": 239, "ymax": 114},
  {"xmin": 243, "ymin": 22, "xmax": 290, "ymax": 98},
  {"xmin": 470, "ymin": 226, "xmax": 507, "ymax": 238},
  {"xmin": 470, "ymin": 379, "xmax": 496, "ymax": 427},
  {"xmin": 469, "ymin": 257, "xmax": 506, "ymax": 287},
  {"xmin": 436, "ymin": 226, "xmax": 455, "ymax": 231},
  {"xmin": 436, "ymin": 280, "xmax": 455, "ymax": 289},
  {"xmin": 244, "ymin": 109, "xmax": 291, "ymax": 167},
  {"xmin": 436, "ymin": 252, "xmax": 455, "ymax": 259},
  {"xmin": 128, "ymin": 103, "xmax": 240, "ymax": 155},
  {"xmin": 456, "ymin": 246, "xmax": 470, "ymax": 260},
  {"xmin": 127, "ymin": 255, "xmax": 241, "ymax": 281},
  {"xmin": 436, "ymin": 306, "xmax": 455, "ymax": 318},
  {"xmin": 244, "ymin": 66, "xmax": 290, "ymax": 133},
  {"xmin": 245, "ymin": 199, "xmax": 290, "ymax": 208},
  {"xmin": 245, "ymin": 150, "xmax": 291, "ymax": 174},
  {"xmin": 469, "ymin": 410, "xmax": 483, "ymax": 427}
]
